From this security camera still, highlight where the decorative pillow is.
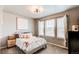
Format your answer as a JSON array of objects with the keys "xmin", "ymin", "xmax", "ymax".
[
  {"xmin": 26, "ymin": 33, "xmax": 32, "ymax": 38},
  {"xmin": 23, "ymin": 34, "xmax": 30, "ymax": 38},
  {"xmin": 15, "ymin": 34, "xmax": 19, "ymax": 38},
  {"xmin": 19, "ymin": 34, "xmax": 24, "ymax": 38},
  {"xmin": 19, "ymin": 33, "xmax": 32, "ymax": 39}
]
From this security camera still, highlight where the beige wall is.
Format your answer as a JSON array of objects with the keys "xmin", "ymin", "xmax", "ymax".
[{"xmin": 34, "ymin": 7, "xmax": 79, "ymax": 47}]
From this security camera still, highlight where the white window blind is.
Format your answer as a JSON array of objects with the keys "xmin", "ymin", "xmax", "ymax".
[
  {"xmin": 57, "ymin": 15, "xmax": 67, "ymax": 39},
  {"xmin": 45, "ymin": 19, "xmax": 55, "ymax": 37},
  {"xmin": 17, "ymin": 17, "xmax": 28, "ymax": 30},
  {"xmin": 38, "ymin": 21, "xmax": 44, "ymax": 36}
]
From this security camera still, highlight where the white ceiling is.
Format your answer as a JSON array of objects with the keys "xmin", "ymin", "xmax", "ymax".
[{"xmin": 3, "ymin": 5, "xmax": 78, "ymax": 18}]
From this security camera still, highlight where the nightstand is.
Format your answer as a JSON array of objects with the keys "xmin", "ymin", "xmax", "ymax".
[{"xmin": 7, "ymin": 35, "xmax": 16, "ymax": 48}]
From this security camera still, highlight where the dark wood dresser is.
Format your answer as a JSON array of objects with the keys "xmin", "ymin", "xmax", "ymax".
[{"xmin": 68, "ymin": 31, "xmax": 79, "ymax": 54}]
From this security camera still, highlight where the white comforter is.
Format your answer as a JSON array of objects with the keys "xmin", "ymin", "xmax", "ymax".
[{"xmin": 16, "ymin": 36, "xmax": 47, "ymax": 52}]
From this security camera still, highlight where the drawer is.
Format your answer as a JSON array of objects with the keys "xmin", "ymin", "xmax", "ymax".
[
  {"xmin": 8, "ymin": 40, "xmax": 16, "ymax": 43},
  {"xmin": 7, "ymin": 39, "xmax": 16, "ymax": 48},
  {"xmin": 8, "ymin": 42, "xmax": 15, "ymax": 45},
  {"xmin": 8, "ymin": 44, "xmax": 15, "ymax": 47},
  {"xmin": 8, "ymin": 36, "xmax": 15, "ymax": 40}
]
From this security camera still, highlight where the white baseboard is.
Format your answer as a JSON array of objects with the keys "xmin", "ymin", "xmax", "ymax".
[
  {"xmin": 47, "ymin": 42, "xmax": 68, "ymax": 50},
  {"xmin": 0, "ymin": 46, "xmax": 7, "ymax": 50}
]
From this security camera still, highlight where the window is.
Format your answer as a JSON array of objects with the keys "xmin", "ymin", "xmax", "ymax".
[
  {"xmin": 57, "ymin": 16, "xmax": 66, "ymax": 39},
  {"xmin": 38, "ymin": 15, "xmax": 67, "ymax": 39},
  {"xmin": 38, "ymin": 21, "xmax": 44, "ymax": 36},
  {"xmin": 17, "ymin": 17, "xmax": 28, "ymax": 30},
  {"xmin": 45, "ymin": 19, "xmax": 55, "ymax": 37}
]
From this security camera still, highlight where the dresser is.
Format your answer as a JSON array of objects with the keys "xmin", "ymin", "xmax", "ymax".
[
  {"xmin": 7, "ymin": 35, "xmax": 16, "ymax": 48},
  {"xmin": 68, "ymin": 31, "xmax": 79, "ymax": 54}
]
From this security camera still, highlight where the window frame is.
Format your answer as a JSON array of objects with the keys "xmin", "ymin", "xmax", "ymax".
[
  {"xmin": 38, "ymin": 15, "xmax": 67, "ymax": 40},
  {"xmin": 56, "ymin": 15, "xmax": 67, "ymax": 39},
  {"xmin": 38, "ymin": 20, "xmax": 45, "ymax": 36},
  {"xmin": 57, "ymin": 17, "xmax": 65, "ymax": 39},
  {"xmin": 45, "ymin": 19, "xmax": 55, "ymax": 37}
]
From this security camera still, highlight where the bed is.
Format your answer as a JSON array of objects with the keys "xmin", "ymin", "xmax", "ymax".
[{"xmin": 16, "ymin": 36, "xmax": 47, "ymax": 54}]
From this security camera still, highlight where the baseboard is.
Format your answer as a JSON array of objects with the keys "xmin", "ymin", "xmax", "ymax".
[
  {"xmin": 0, "ymin": 46, "xmax": 7, "ymax": 50},
  {"xmin": 47, "ymin": 42, "xmax": 68, "ymax": 50}
]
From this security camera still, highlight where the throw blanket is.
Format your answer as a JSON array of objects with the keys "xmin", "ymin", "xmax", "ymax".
[{"xmin": 16, "ymin": 37, "xmax": 47, "ymax": 51}]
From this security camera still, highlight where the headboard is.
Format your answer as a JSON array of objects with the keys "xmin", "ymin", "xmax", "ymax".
[{"xmin": 14, "ymin": 31, "xmax": 32, "ymax": 38}]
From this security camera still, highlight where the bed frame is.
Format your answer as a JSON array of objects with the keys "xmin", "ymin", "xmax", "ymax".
[{"xmin": 16, "ymin": 44, "xmax": 47, "ymax": 54}]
